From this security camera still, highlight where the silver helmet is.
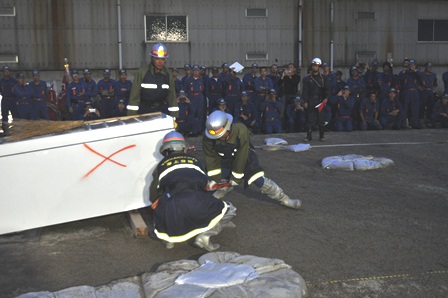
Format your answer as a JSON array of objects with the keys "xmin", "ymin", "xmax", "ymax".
[
  {"xmin": 311, "ymin": 57, "xmax": 322, "ymax": 65},
  {"xmin": 159, "ymin": 131, "xmax": 186, "ymax": 154},
  {"xmin": 205, "ymin": 110, "xmax": 233, "ymax": 139}
]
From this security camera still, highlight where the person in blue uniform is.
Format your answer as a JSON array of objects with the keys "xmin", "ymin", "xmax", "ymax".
[
  {"xmin": 346, "ymin": 66, "xmax": 366, "ymax": 130},
  {"xmin": 95, "ymin": 69, "xmax": 116, "ymax": 119},
  {"xmin": 267, "ymin": 64, "xmax": 282, "ymax": 96},
  {"xmin": 184, "ymin": 65, "xmax": 206, "ymax": 128},
  {"xmin": 399, "ymin": 59, "xmax": 421, "ymax": 129},
  {"xmin": 214, "ymin": 98, "xmax": 231, "ymax": 114},
  {"xmin": 377, "ymin": 62, "xmax": 398, "ymax": 102},
  {"xmin": 433, "ymin": 93, "xmax": 448, "ymax": 128},
  {"xmin": 175, "ymin": 90, "xmax": 201, "ymax": 136},
  {"xmin": 380, "ymin": 88, "xmax": 403, "ymax": 129},
  {"xmin": 171, "ymin": 68, "xmax": 182, "ymax": 96},
  {"xmin": 224, "ymin": 69, "xmax": 243, "ymax": 114},
  {"xmin": 233, "ymin": 91, "xmax": 259, "ymax": 133},
  {"xmin": 29, "ymin": 70, "xmax": 49, "ymax": 120},
  {"xmin": 206, "ymin": 67, "xmax": 224, "ymax": 113},
  {"xmin": 330, "ymin": 85, "xmax": 355, "ymax": 132},
  {"xmin": 362, "ymin": 60, "xmax": 380, "ymax": 95},
  {"xmin": 418, "ymin": 62, "xmax": 438, "ymax": 128},
  {"xmin": 83, "ymin": 101, "xmax": 101, "ymax": 120},
  {"xmin": 111, "ymin": 99, "xmax": 127, "ymax": 117},
  {"xmin": 66, "ymin": 70, "xmax": 89, "ymax": 120},
  {"xmin": 242, "ymin": 63, "xmax": 258, "ymax": 103},
  {"xmin": 442, "ymin": 69, "xmax": 448, "ymax": 93},
  {"xmin": 254, "ymin": 67, "xmax": 274, "ymax": 113},
  {"xmin": 218, "ymin": 63, "xmax": 232, "ymax": 83},
  {"xmin": 114, "ymin": 69, "xmax": 132, "ymax": 113},
  {"xmin": 359, "ymin": 92, "xmax": 382, "ymax": 130},
  {"xmin": 150, "ymin": 131, "xmax": 236, "ymax": 251},
  {"xmin": 1, "ymin": 65, "xmax": 18, "ymax": 132},
  {"xmin": 181, "ymin": 64, "xmax": 192, "ymax": 92},
  {"xmin": 82, "ymin": 68, "xmax": 97, "ymax": 103},
  {"xmin": 286, "ymin": 96, "xmax": 306, "ymax": 132},
  {"xmin": 13, "ymin": 73, "xmax": 34, "ymax": 120},
  {"xmin": 260, "ymin": 89, "xmax": 283, "ymax": 134}
]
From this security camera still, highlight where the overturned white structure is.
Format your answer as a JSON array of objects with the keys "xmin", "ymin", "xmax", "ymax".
[{"xmin": 0, "ymin": 113, "xmax": 174, "ymax": 235}]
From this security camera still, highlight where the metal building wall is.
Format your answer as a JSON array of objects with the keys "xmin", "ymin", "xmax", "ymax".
[
  {"xmin": 0, "ymin": 0, "xmax": 299, "ymax": 71},
  {"xmin": 302, "ymin": 0, "xmax": 448, "ymax": 68}
]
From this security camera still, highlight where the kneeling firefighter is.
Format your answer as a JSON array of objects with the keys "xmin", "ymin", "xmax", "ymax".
[
  {"xmin": 202, "ymin": 110, "xmax": 302, "ymax": 209},
  {"xmin": 150, "ymin": 131, "xmax": 236, "ymax": 251}
]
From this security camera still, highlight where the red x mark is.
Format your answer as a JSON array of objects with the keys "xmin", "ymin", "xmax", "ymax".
[{"xmin": 83, "ymin": 143, "xmax": 136, "ymax": 179}]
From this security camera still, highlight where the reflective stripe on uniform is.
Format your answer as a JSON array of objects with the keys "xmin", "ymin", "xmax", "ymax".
[
  {"xmin": 247, "ymin": 171, "xmax": 265, "ymax": 185},
  {"xmin": 157, "ymin": 164, "xmax": 206, "ymax": 189},
  {"xmin": 231, "ymin": 171, "xmax": 244, "ymax": 179},
  {"xmin": 168, "ymin": 106, "xmax": 179, "ymax": 112},
  {"xmin": 154, "ymin": 203, "xmax": 228, "ymax": 243},
  {"xmin": 141, "ymin": 83, "xmax": 157, "ymax": 89},
  {"xmin": 162, "ymin": 84, "xmax": 170, "ymax": 89},
  {"xmin": 207, "ymin": 169, "xmax": 221, "ymax": 177},
  {"xmin": 127, "ymin": 105, "xmax": 139, "ymax": 111}
]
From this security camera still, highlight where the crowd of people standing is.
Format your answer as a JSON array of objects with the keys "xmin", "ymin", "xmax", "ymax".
[{"xmin": 2, "ymin": 43, "xmax": 448, "ymax": 138}]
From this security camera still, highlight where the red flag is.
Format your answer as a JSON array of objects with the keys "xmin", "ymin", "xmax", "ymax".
[{"xmin": 316, "ymin": 101, "xmax": 326, "ymax": 112}]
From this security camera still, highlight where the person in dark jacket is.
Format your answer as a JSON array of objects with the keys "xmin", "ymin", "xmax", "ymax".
[{"xmin": 150, "ymin": 131, "xmax": 236, "ymax": 251}]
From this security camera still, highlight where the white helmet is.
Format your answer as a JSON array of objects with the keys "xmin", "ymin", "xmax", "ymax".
[
  {"xmin": 311, "ymin": 57, "xmax": 322, "ymax": 65},
  {"xmin": 205, "ymin": 111, "xmax": 233, "ymax": 139}
]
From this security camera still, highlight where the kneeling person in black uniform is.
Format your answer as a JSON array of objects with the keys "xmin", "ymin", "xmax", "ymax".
[
  {"xmin": 203, "ymin": 110, "xmax": 302, "ymax": 209},
  {"xmin": 150, "ymin": 131, "xmax": 236, "ymax": 251}
]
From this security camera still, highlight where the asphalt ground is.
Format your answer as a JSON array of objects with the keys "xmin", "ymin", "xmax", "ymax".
[{"xmin": 1, "ymin": 128, "xmax": 447, "ymax": 297}]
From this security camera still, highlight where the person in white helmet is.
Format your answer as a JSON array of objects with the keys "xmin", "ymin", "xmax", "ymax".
[
  {"xmin": 128, "ymin": 43, "xmax": 179, "ymax": 117},
  {"xmin": 302, "ymin": 57, "xmax": 331, "ymax": 141},
  {"xmin": 150, "ymin": 131, "xmax": 236, "ymax": 251},
  {"xmin": 202, "ymin": 110, "xmax": 302, "ymax": 210}
]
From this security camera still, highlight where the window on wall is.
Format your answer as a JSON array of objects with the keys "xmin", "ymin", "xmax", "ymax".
[
  {"xmin": 418, "ymin": 20, "xmax": 448, "ymax": 42},
  {"xmin": 145, "ymin": 15, "xmax": 188, "ymax": 42}
]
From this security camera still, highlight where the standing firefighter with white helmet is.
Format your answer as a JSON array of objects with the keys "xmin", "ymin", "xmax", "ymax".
[
  {"xmin": 202, "ymin": 110, "xmax": 302, "ymax": 209},
  {"xmin": 149, "ymin": 131, "xmax": 236, "ymax": 251},
  {"xmin": 128, "ymin": 43, "xmax": 179, "ymax": 117},
  {"xmin": 302, "ymin": 57, "xmax": 331, "ymax": 141}
]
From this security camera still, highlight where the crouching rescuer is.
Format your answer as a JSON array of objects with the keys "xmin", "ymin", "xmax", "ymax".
[
  {"xmin": 203, "ymin": 110, "xmax": 302, "ymax": 209},
  {"xmin": 150, "ymin": 131, "xmax": 236, "ymax": 251}
]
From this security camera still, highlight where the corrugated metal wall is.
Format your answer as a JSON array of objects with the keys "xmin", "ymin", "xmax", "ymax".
[
  {"xmin": 0, "ymin": 0, "xmax": 298, "ymax": 71},
  {"xmin": 0, "ymin": 0, "xmax": 447, "ymax": 73},
  {"xmin": 302, "ymin": 0, "xmax": 448, "ymax": 67}
]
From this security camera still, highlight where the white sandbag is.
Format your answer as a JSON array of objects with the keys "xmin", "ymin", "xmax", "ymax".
[
  {"xmin": 175, "ymin": 260, "xmax": 259, "ymax": 288},
  {"xmin": 264, "ymin": 137, "xmax": 288, "ymax": 145},
  {"xmin": 322, "ymin": 154, "xmax": 394, "ymax": 171},
  {"xmin": 353, "ymin": 159, "xmax": 382, "ymax": 170},
  {"xmin": 283, "ymin": 143, "xmax": 311, "ymax": 152}
]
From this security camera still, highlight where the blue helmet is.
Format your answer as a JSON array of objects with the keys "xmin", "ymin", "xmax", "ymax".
[
  {"xmin": 160, "ymin": 131, "xmax": 186, "ymax": 154},
  {"xmin": 150, "ymin": 43, "xmax": 169, "ymax": 58}
]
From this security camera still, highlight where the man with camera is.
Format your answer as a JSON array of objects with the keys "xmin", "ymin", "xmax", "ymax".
[{"xmin": 175, "ymin": 90, "xmax": 200, "ymax": 136}]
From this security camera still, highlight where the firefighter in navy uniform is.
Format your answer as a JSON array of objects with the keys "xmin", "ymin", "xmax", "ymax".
[
  {"xmin": 150, "ymin": 131, "xmax": 236, "ymax": 251},
  {"xmin": 128, "ymin": 43, "xmax": 178, "ymax": 117},
  {"xmin": 302, "ymin": 57, "xmax": 331, "ymax": 141},
  {"xmin": 203, "ymin": 110, "xmax": 302, "ymax": 210}
]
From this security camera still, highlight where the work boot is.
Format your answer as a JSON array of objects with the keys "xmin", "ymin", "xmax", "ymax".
[
  {"xmin": 319, "ymin": 128, "xmax": 325, "ymax": 141},
  {"xmin": 260, "ymin": 177, "xmax": 302, "ymax": 209},
  {"xmin": 194, "ymin": 223, "xmax": 222, "ymax": 251},
  {"xmin": 303, "ymin": 129, "xmax": 312, "ymax": 142},
  {"xmin": 1, "ymin": 121, "xmax": 10, "ymax": 136}
]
